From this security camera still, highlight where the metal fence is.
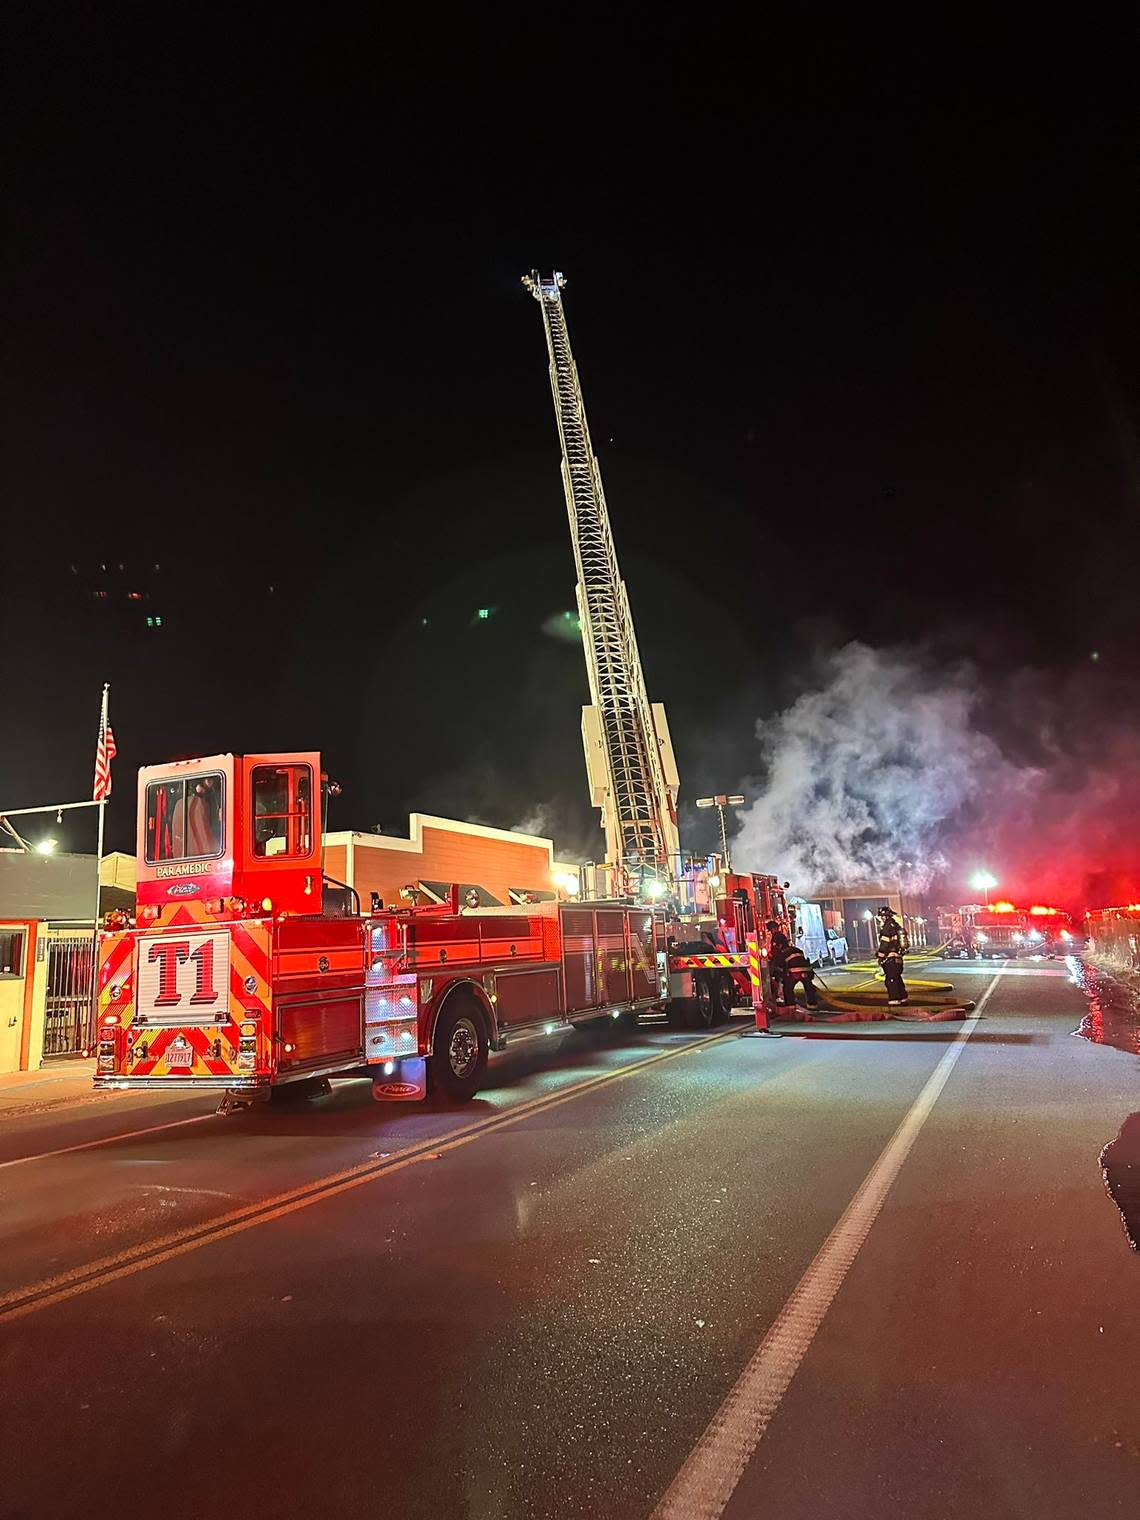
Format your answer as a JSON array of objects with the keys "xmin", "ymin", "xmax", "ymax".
[{"xmin": 43, "ymin": 934, "xmax": 95, "ymax": 1058}]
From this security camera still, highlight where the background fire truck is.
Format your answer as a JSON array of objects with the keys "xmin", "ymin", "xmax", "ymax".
[{"xmin": 963, "ymin": 902, "xmax": 1075, "ymax": 958}]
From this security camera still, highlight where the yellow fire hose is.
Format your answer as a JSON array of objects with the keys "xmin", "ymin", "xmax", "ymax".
[{"xmin": 784, "ymin": 961, "xmax": 977, "ymax": 1023}]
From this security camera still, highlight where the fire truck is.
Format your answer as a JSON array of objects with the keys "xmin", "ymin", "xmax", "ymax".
[
  {"xmin": 968, "ymin": 902, "xmax": 1075, "ymax": 958},
  {"xmin": 664, "ymin": 870, "xmax": 787, "ymax": 1024},
  {"xmin": 95, "ymin": 751, "xmax": 690, "ymax": 1107}
]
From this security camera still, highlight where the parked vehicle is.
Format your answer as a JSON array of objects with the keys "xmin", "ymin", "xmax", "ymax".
[{"xmin": 824, "ymin": 926, "xmax": 849, "ymax": 964}]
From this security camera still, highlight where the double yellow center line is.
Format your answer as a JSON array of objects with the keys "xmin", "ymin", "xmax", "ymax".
[{"xmin": 0, "ymin": 1027, "xmax": 738, "ymax": 1324}]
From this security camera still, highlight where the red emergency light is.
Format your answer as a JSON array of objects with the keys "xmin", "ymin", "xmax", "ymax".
[{"xmin": 990, "ymin": 901, "xmax": 1017, "ymax": 913}]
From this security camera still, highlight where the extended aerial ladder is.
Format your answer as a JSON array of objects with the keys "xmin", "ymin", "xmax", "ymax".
[{"xmin": 523, "ymin": 271, "xmax": 681, "ymax": 888}]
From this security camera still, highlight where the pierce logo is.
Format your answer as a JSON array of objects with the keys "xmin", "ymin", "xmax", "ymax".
[
  {"xmin": 376, "ymin": 1082, "xmax": 419, "ymax": 1098},
  {"xmin": 167, "ymin": 883, "xmax": 199, "ymax": 896}
]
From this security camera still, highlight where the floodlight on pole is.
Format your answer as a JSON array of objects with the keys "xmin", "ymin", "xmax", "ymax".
[
  {"xmin": 971, "ymin": 870, "xmax": 998, "ymax": 906},
  {"xmin": 695, "ymin": 793, "xmax": 746, "ymax": 872}
]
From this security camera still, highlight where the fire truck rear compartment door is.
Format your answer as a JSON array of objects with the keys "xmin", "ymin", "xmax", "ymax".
[
  {"xmin": 277, "ymin": 996, "xmax": 362, "ymax": 1069},
  {"xmin": 596, "ymin": 910, "xmax": 630, "ymax": 1005}
]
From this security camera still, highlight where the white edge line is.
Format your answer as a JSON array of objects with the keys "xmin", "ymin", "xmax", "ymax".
[{"xmin": 650, "ymin": 969, "xmax": 1003, "ymax": 1520}]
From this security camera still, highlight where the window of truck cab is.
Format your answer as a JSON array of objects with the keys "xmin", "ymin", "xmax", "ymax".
[
  {"xmin": 251, "ymin": 763, "xmax": 314, "ymax": 858},
  {"xmin": 144, "ymin": 773, "xmax": 226, "ymax": 864}
]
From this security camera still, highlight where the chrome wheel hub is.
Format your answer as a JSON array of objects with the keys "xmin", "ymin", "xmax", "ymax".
[{"xmin": 448, "ymin": 1018, "xmax": 479, "ymax": 1078}]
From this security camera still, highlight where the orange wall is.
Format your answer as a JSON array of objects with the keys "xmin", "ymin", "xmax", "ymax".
[
  {"xmin": 357, "ymin": 828, "xmax": 551, "ymax": 909},
  {"xmin": 327, "ymin": 827, "xmax": 554, "ymax": 910}
]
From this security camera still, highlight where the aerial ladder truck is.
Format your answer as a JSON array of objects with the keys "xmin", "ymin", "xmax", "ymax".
[{"xmin": 524, "ymin": 271, "xmax": 786, "ymax": 1024}]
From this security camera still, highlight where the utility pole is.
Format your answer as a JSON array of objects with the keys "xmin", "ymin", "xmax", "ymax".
[{"xmin": 695, "ymin": 794, "xmax": 745, "ymax": 872}]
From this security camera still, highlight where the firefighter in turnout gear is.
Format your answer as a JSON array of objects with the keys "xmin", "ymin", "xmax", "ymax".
[
  {"xmin": 767, "ymin": 921, "xmax": 819, "ymax": 1009},
  {"xmin": 876, "ymin": 905, "xmax": 909, "ymax": 1005}
]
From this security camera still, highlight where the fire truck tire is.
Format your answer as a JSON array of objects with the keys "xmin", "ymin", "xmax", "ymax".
[
  {"xmin": 430, "ymin": 996, "xmax": 488, "ymax": 1102},
  {"xmin": 690, "ymin": 976, "xmax": 715, "ymax": 1029},
  {"xmin": 712, "ymin": 972, "xmax": 735, "ymax": 1023}
]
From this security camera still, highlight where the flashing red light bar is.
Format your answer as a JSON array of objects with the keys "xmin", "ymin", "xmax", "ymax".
[{"xmin": 1028, "ymin": 905, "xmax": 1062, "ymax": 915}]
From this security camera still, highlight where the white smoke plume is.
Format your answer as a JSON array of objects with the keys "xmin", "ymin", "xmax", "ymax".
[{"xmin": 733, "ymin": 643, "xmax": 1020, "ymax": 893}]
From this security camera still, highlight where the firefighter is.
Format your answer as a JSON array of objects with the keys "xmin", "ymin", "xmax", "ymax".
[
  {"xmin": 876, "ymin": 905, "xmax": 909, "ymax": 1005},
  {"xmin": 766, "ymin": 920, "xmax": 819, "ymax": 1009}
]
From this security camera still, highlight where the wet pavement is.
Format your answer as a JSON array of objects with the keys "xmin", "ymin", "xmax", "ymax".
[
  {"xmin": 1069, "ymin": 955, "xmax": 1140, "ymax": 1057},
  {"xmin": 2, "ymin": 960, "xmax": 1138, "ymax": 1519}
]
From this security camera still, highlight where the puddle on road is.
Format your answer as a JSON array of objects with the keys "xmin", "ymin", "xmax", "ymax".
[
  {"xmin": 1068, "ymin": 958, "xmax": 1140, "ymax": 1058},
  {"xmin": 1101, "ymin": 1114, "xmax": 1140, "ymax": 1252}
]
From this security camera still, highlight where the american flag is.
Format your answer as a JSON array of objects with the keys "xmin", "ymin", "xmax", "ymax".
[{"xmin": 93, "ymin": 687, "xmax": 117, "ymax": 801}]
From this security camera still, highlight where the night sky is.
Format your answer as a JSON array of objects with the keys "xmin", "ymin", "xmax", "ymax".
[{"xmin": 4, "ymin": 15, "xmax": 1138, "ymax": 892}]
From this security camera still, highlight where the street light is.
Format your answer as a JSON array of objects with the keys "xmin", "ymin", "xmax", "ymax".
[
  {"xmin": 971, "ymin": 870, "xmax": 997, "ymax": 906},
  {"xmin": 862, "ymin": 908, "xmax": 875, "ymax": 954},
  {"xmin": 695, "ymin": 793, "xmax": 745, "ymax": 872}
]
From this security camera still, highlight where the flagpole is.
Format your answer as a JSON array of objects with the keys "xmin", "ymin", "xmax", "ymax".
[{"xmin": 87, "ymin": 683, "xmax": 111, "ymax": 1056}]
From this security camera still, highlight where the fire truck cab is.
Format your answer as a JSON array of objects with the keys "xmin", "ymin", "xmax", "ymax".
[{"xmin": 96, "ymin": 751, "xmax": 673, "ymax": 1108}]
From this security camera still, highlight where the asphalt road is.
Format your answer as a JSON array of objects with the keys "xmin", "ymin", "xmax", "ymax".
[{"xmin": 2, "ymin": 960, "xmax": 1137, "ymax": 1519}]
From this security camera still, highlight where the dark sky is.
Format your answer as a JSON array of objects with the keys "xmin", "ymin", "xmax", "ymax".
[{"xmin": 4, "ymin": 13, "xmax": 1138, "ymax": 870}]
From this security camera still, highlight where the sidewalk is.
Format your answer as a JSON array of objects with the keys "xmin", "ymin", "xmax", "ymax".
[{"xmin": 0, "ymin": 1059, "xmax": 115, "ymax": 1118}]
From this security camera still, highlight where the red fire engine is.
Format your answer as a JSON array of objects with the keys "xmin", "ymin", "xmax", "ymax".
[
  {"xmin": 95, "ymin": 751, "xmax": 705, "ymax": 1108},
  {"xmin": 968, "ymin": 902, "xmax": 1075, "ymax": 958}
]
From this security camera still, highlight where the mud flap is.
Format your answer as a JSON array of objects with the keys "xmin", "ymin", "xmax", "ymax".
[{"xmin": 371, "ymin": 1056, "xmax": 428, "ymax": 1102}]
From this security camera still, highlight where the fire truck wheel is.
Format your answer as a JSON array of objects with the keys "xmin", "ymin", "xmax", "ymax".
[
  {"xmin": 712, "ymin": 972, "xmax": 735, "ymax": 1023},
  {"xmin": 431, "ymin": 997, "xmax": 488, "ymax": 1102},
  {"xmin": 690, "ymin": 976, "xmax": 715, "ymax": 1029}
]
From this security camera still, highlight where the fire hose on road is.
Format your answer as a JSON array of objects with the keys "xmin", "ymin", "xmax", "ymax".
[{"xmin": 783, "ymin": 967, "xmax": 977, "ymax": 1023}]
